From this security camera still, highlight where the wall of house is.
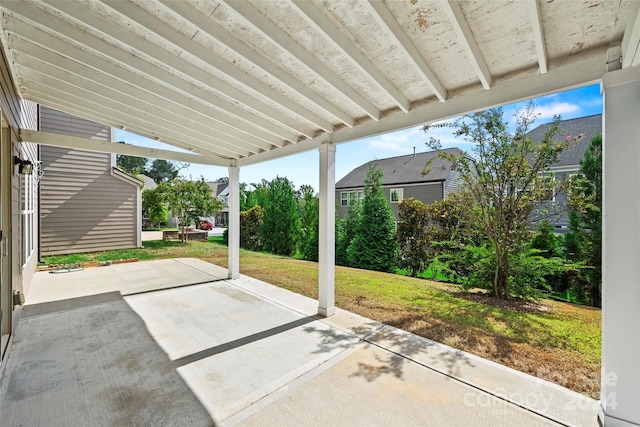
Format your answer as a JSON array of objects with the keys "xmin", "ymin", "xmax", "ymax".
[
  {"xmin": 0, "ymin": 44, "xmax": 39, "ymax": 366},
  {"xmin": 531, "ymin": 168, "xmax": 579, "ymax": 232},
  {"xmin": 336, "ymin": 181, "xmax": 443, "ymax": 220},
  {"xmin": 39, "ymin": 107, "xmax": 140, "ymax": 256},
  {"xmin": 443, "ymin": 170, "xmax": 463, "ymax": 197},
  {"xmin": 16, "ymin": 101, "xmax": 39, "ymax": 297}
]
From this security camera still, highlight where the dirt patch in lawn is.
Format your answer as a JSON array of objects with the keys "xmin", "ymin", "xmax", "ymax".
[{"xmin": 452, "ymin": 290, "xmax": 551, "ymax": 313}]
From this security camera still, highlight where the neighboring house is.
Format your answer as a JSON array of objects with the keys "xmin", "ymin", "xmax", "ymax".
[
  {"xmin": 138, "ymin": 173, "xmax": 157, "ymax": 190},
  {"xmin": 39, "ymin": 106, "xmax": 143, "ymax": 256},
  {"xmin": 526, "ymin": 114, "xmax": 602, "ymax": 231},
  {"xmin": 206, "ymin": 182, "xmax": 229, "ymax": 226},
  {"xmin": 335, "ymin": 148, "xmax": 467, "ymax": 220}
]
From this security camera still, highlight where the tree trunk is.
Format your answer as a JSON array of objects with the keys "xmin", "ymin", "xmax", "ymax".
[{"xmin": 493, "ymin": 249, "xmax": 510, "ymax": 299}]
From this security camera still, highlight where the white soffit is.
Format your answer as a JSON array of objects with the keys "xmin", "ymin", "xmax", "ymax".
[{"xmin": 0, "ymin": 0, "xmax": 633, "ymax": 167}]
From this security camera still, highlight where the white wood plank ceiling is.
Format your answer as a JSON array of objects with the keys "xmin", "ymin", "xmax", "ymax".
[{"xmin": 1, "ymin": 0, "xmax": 638, "ymax": 167}]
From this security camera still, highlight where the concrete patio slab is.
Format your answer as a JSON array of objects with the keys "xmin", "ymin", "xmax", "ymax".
[
  {"xmin": 367, "ymin": 326, "xmax": 599, "ymax": 427},
  {"xmin": 26, "ymin": 258, "xmax": 226, "ymax": 304},
  {"xmin": 1, "ymin": 258, "xmax": 599, "ymax": 427},
  {"xmin": 232, "ymin": 342, "xmax": 558, "ymax": 427},
  {"xmin": 1, "ymin": 292, "xmax": 212, "ymax": 427}
]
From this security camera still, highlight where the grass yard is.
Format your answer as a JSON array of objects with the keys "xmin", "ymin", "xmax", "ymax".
[{"xmin": 42, "ymin": 238, "xmax": 601, "ymax": 398}]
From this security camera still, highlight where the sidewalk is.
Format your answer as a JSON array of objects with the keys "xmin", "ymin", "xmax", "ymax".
[{"xmin": 142, "ymin": 228, "xmax": 226, "ymax": 242}]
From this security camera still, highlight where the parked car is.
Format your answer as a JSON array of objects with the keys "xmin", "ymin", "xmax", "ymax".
[{"xmin": 198, "ymin": 219, "xmax": 213, "ymax": 230}]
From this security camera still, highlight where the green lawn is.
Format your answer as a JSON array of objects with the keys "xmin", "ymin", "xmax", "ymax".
[{"xmin": 41, "ymin": 238, "xmax": 601, "ymax": 398}]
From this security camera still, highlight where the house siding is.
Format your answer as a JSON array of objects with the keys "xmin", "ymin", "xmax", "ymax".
[
  {"xmin": 336, "ymin": 182, "xmax": 443, "ymax": 220},
  {"xmin": 0, "ymin": 46, "xmax": 21, "ymax": 133},
  {"xmin": 532, "ymin": 169, "xmax": 578, "ymax": 232},
  {"xmin": 387, "ymin": 182, "xmax": 443, "ymax": 219},
  {"xmin": 40, "ymin": 106, "xmax": 111, "ymax": 140},
  {"xmin": 0, "ymin": 47, "xmax": 40, "ymax": 364},
  {"xmin": 444, "ymin": 170, "xmax": 462, "ymax": 197},
  {"xmin": 39, "ymin": 108, "xmax": 140, "ymax": 256}
]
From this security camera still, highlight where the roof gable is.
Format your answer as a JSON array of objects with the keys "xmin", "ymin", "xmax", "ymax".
[
  {"xmin": 336, "ymin": 147, "xmax": 464, "ymax": 189},
  {"xmin": 525, "ymin": 114, "xmax": 602, "ymax": 168}
]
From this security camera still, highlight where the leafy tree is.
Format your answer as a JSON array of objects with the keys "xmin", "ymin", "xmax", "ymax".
[
  {"xmin": 347, "ymin": 164, "xmax": 399, "ymax": 272},
  {"xmin": 146, "ymin": 159, "xmax": 188, "ymax": 184},
  {"xmin": 297, "ymin": 185, "xmax": 319, "ymax": 261},
  {"xmin": 215, "ymin": 177, "xmax": 229, "ymax": 184},
  {"xmin": 159, "ymin": 178, "xmax": 223, "ymax": 242},
  {"xmin": 566, "ymin": 134, "xmax": 602, "ymax": 306},
  {"xmin": 425, "ymin": 103, "xmax": 577, "ymax": 299},
  {"xmin": 116, "ymin": 141, "xmax": 148, "ymax": 174},
  {"xmin": 142, "ymin": 187, "xmax": 166, "ymax": 228},
  {"xmin": 261, "ymin": 177, "xmax": 301, "ymax": 256}
]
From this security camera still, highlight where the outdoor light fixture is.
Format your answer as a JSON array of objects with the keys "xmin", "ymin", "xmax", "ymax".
[{"xmin": 14, "ymin": 156, "xmax": 33, "ymax": 174}]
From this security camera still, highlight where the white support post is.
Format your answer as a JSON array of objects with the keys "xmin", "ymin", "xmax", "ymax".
[
  {"xmin": 228, "ymin": 165, "xmax": 240, "ymax": 280},
  {"xmin": 318, "ymin": 143, "xmax": 336, "ymax": 317},
  {"xmin": 600, "ymin": 65, "xmax": 640, "ymax": 427}
]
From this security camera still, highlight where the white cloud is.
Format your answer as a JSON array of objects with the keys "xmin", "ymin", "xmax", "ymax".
[
  {"xmin": 533, "ymin": 102, "xmax": 580, "ymax": 119},
  {"xmin": 360, "ymin": 126, "xmax": 425, "ymax": 155}
]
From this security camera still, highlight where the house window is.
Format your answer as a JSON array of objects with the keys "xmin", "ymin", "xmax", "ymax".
[
  {"xmin": 390, "ymin": 188, "xmax": 403, "ymax": 203},
  {"xmin": 543, "ymin": 175, "xmax": 556, "ymax": 202},
  {"xmin": 21, "ymin": 171, "xmax": 36, "ymax": 267},
  {"xmin": 341, "ymin": 190, "xmax": 364, "ymax": 207},
  {"xmin": 340, "ymin": 192, "xmax": 348, "ymax": 207}
]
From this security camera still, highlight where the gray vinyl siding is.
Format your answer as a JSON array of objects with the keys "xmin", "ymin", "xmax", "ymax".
[
  {"xmin": 40, "ymin": 106, "xmax": 110, "ymax": 140},
  {"xmin": 39, "ymin": 107, "xmax": 139, "ymax": 255},
  {"xmin": 531, "ymin": 169, "xmax": 578, "ymax": 232},
  {"xmin": 387, "ymin": 183, "xmax": 443, "ymax": 219},
  {"xmin": 19, "ymin": 100, "xmax": 38, "ymax": 132},
  {"xmin": 337, "ymin": 182, "xmax": 444, "ymax": 220},
  {"xmin": 0, "ymin": 46, "xmax": 21, "ymax": 132},
  {"xmin": 444, "ymin": 170, "xmax": 462, "ymax": 197},
  {"xmin": 40, "ymin": 147, "xmax": 138, "ymax": 255}
]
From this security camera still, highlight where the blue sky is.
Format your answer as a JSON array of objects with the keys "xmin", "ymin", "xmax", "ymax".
[{"xmin": 115, "ymin": 83, "xmax": 602, "ymax": 191}]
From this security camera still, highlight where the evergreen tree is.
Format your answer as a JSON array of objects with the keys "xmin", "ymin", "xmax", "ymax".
[
  {"xmin": 336, "ymin": 200, "xmax": 361, "ymax": 266},
  {"xmin": 297, "ymin": 185, "xmax": 319, "ymax": 261},
  {"xmin": 261, "ymin": 177, "xmax": 301, "ymax": 256},
  {"xmin": 530, "ymin": 220, "xmax": 561, "ymax": 258},
  {"xmin": 347, "ymin": 164, "xmax": 399, "ymax": 272},
  {"xmin": 566, "ymin": 134, "xmax": 602, "ymax": 306}
]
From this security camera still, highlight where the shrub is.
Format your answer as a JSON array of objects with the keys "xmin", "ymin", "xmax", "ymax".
[
  {"xmin": 240, "ymin": 206, "xmax": 264, "ymax": 252},
  {"xmin": 397, "ymin": 198, "xmax": 431, "ymax": 276}
]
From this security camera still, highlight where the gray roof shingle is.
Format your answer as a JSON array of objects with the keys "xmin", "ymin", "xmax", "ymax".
[
  {"xmin": 336, "ymin": 115, "xmax": 600, "ymax": 189},
  {"xmin": 336, "ymin": 147, "xmax": 464, "ymax": 189},
  {"xmin": 526, "ymin": 114, "xmax": 601, "ymax": 168}
]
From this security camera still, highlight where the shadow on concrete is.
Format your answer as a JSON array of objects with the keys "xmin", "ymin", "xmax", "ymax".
[
  {"xmin": 1, "ymin": 292, "xmax": 215, "ymax": 427},
  {"xmin": 354, "ymin": 325, "xmax": 475, "ymax": 383},
  {"xmin": 172, "ymin": 315, "xmax": 321, "ymax": 368}
]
